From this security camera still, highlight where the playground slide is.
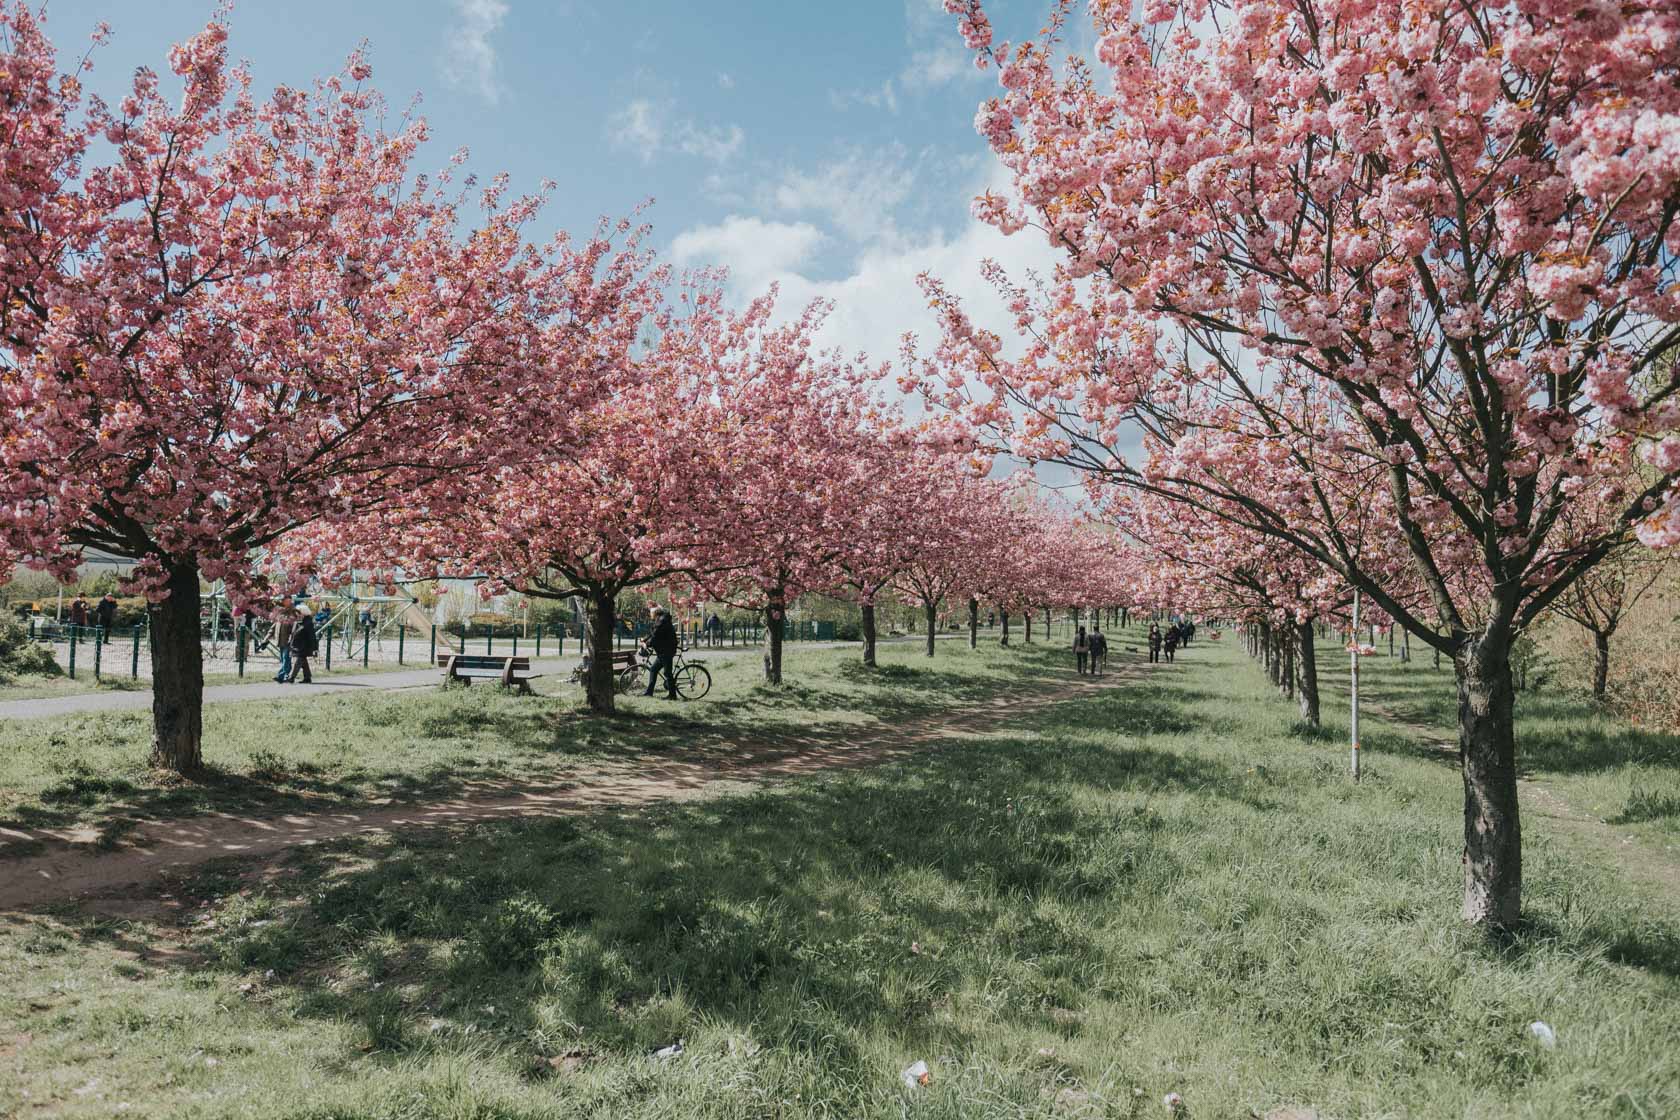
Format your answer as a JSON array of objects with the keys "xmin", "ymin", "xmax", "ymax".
[{"xmin": 400, "ymin": 603, "xmax": 460, "ymax": 653}]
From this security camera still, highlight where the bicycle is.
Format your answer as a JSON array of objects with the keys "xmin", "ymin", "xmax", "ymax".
[
  {"xmin": 573, "ymin": 642, "xmax": 712, "ymax": 700},
  {"xmin": 629, "ymin": 641, "xmax": 712, "ymax": 700}
]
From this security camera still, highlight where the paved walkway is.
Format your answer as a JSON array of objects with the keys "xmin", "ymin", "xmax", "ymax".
[{"xmin": 0, "ymin": 634, "xmax": 978, "ymax": 722}]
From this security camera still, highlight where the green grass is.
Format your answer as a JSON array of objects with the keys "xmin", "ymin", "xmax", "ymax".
[
  {"xmin": 1320, "ymin": 645, "xmax": 1680, "ymax": 852},
  {"xmin": 2, "ymin": 632, "xmax": 1677, "ymax": 1117},
  {"xmin": 0, "ymin": 642, "xmax": 1059, "ymax": 843}
]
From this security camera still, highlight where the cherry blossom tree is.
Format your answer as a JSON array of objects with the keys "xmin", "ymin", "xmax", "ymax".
[
  {"xmin": 929, "ymin": 0, "xmax": 1680, "ymax": 929},
  {"xmin": 0, "ymin": 8, "xmax": 647, "ymax": 770}
]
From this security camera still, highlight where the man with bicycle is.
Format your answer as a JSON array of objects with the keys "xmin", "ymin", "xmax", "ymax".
[{"xmin": 642, "ymin": 606, "xmax": 680, "ymax": 699}]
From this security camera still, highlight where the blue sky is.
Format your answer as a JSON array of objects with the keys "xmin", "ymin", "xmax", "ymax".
[{"xmin": 46, "ymin": 0, "xmax": 1068, "ymax": 363}]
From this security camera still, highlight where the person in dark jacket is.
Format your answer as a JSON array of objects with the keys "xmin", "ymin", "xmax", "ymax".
[
  {"xmin": 1163, "ymin": 623, "xmax": 1179, "ymax": 662},
  {"xmin": 287, "ymin": 606, "xmax": 318, "ymax": 684},
  {"xmin": 1147, "ymin": 623, "xmax": 1162, "ymax": 664},
  {"xmin": 642, "ymin": 606, "xmax": 679, "ymax": 698},
  {"xmin": 1074, "ymin": 625, "xmax": 1089, "ymax": 675},
  {"xmin": 1089, "ymin": 627, "xmax": 1108, "ymax": 677},
  {"xmin": 95, "ymin": 594, "xmax": 118, "ymax": 638},
  {"xmin": 69, "ymin": 595, "xmax": 90, "ymax": 629}
]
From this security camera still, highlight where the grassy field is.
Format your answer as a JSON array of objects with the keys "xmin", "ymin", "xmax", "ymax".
[
  {"xmin": 2, "ymin": 631, "xmax": 1678, "ymax": 1118},
  {"xmin": 0, "ymin": 640, "xmax": 1051, "ymax": 844}
]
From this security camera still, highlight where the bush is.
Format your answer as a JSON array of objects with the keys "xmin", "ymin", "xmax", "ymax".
[{"xmin": 0, "ymin": 618, "xmax": 62, "ymax": 681}]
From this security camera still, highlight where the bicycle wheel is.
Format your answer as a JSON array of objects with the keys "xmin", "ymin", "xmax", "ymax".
[
  {"xmin": 617, "ymin": 664, "xmax": 642, "ymax": 694},
  {"xmin": 673, "ymin": 663, "xmax": 711, "ymax": 700}
]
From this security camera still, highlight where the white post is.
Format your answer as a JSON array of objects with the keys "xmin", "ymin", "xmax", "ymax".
[{"xmin": 1350, "ymin": 589, "xmax": 1362, "ymax": 782}]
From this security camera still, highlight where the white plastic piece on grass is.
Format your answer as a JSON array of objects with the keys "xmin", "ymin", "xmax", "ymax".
[
  {"xmin": 901, "ymin": 1060, "xmax": 931, "ymax": 1088},
  {"xmin": 1163, "ymin": 1091, "xmax": 1185, "ymax": 1111},
  {"xmin": 1528, "ymin": 1021, "xmax": 1557, "ymax": 1049},
  {"xmin": 652, "ymin": 1040, "xmax": 684, "ymax": 1060}
]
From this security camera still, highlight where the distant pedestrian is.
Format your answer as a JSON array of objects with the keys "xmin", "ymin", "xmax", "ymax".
[
  {"xmin": 69, "ymin": 594, "xmax": 89, "ymax": 630},
  {"xmin": 274, "ymin": 608, "xmax": 295, "ymax": 683},
  {"xmin": 1089, "ymin": 628, "xmax": 1108, "ymax": 676},
  {"xmin": 1074, "ymin": 625, "xmax": 1089, "ymax": 675},
  {"xmin": 95, "ymin": 594, "xmax": 117, "ymax": 639},
  {"xmin": 287, "ymin": 607, "xmax": 318, "ymax": 684},
  {"xmin": 1164, "ymin": 624, "xmax": 1179, "ymax": 663},
  {"xmin": 1147, "ymin": 623, "xmax": 1162, "ymax": 664}
]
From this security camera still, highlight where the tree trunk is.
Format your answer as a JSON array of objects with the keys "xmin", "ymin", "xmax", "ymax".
[
  {"xmin": 1000, "ymin": 611, "xmax": 1011, "ymax": 646},
  {"xmin": 861, "ymin": 602, "xmax": 878, "ymax": 668},
  {"xmin": 148, "ymin": 560, "xmax": 204, "ymax": 773},
  {"xmin": 763, "ymin": 592, "xmax": 785, "ymax": 684},
  {"xmin": 968, "ymin": 597, "xmax": 979, "ymax": 649},
  {"xmin": 1456, "ymin": 631, "xmax": 1522, "ymax": 930},
  {"xmin": 584, "ymin": 588, "xmax": 618, "ymax": 714},
  {"xmin": 923, "ymin": 600, "xmax": 937, "ymax": 657},
  {"xmin": 1281, "ymin": 633, "xmax": 1295, "ymax": 700},
  {"xmin": 1591, "ymin": 631, "xmax": 1610, "ymax": 699},
  {"xmin": 1025, "ymin": 613, "xmax": 1033, "ymax": 643},
  {"xmin": 1295, "ymin": 620, "xmax": 1320, "ymax": 727}
]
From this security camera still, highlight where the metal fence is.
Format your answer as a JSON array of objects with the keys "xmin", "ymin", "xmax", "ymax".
[{"xmin": 24, "ymin": 615, "xmax": 841, "ymax": 681}]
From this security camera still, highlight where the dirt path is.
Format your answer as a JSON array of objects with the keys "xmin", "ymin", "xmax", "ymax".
[
  {"xmin": 0, "ymin": 674, "xmax": 1120, "ymax": 913},
  {"xmin": 1366, "ymin": 702, "xmax": 1680, "ymax": 900}
]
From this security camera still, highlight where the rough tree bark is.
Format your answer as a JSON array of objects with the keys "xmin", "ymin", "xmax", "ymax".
[
  {"xmin": 584, "ymin": 588, "xmax": 619, "ymax": 714},
  {"xmin": 968, "ymin": 597, "xmax": 979, "ymax": 649},
  {"xmin": 1295, "ymin": 619, "xmax": 1320, "ymax": 727},
  {"xmin": 147, "ymin": 560, "xmax": 205, "ymax": 773},
  {"xmin": 763, "ymin": 591, "xmax": 786, "ymax": 684},
  {"xmin": 1280, "ymin": 631, "xmax": 1295, "ymax": 701},
  {"xmin": 1591, "ymin": 629, "xmax": 1612, "ymax": 699},
  {"xmin": 1456, "ymin": 628, "xmax": 1522, "ymax": 929},
  {"xmin": 861, "ymin": 602, "xmax": 878, "ymax": 668},
  {"xmin": 923, "ymin": 600, "xmax": 938, "ymax": 657},
  {"xmin": 1025, "ymin": 613, "xmax": 1033, "ymax": 643}
]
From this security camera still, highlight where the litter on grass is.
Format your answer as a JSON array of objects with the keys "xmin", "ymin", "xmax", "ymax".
[
  {"xmin": 901, "ymin": 1060, "xmax": 931, "ymax": 1088},
  {"xmin": 652, "ymin": 1040, "xmax": 684, "ymax": 1060},
  {"xmin": 1528, "ymin": 1021, "xmax": 1557, "ymax": 1049}
]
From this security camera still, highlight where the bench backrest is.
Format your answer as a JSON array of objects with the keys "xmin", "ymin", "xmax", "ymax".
[{"xmin": 438, "ymin": 655, "xmax": 531, "ymax": 670}]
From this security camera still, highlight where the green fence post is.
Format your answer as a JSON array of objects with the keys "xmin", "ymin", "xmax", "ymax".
[
  {"xmin": 429, "ymin": 625, "xmax": 436, "ymax": 665},
  {"xmin": 28, "ymin": 616, "xmax": 35, "ymax": 640},
  {"xmin": 132, "ymin": 624, "xmax": 142, "ymax": 679},
  {"xmin": 362, "ymin": 629, "xmax": 369, "ymax": 668},
  {"xmin": 94, "ymin": 629, "xmax": 103, "ymax": 681},
  {"xmin": 535, "ymin": 624, "xmax": 542, "ymax": 658},
  {"xmin": 237, "ymin": 623, "xmax": 247, "ymax": 679},
  {"xmin": 512, "ymin": 631, "xmax": 519, "ymax": 657},
  {"xmin": 398, "ymin": 626, "xmax": 405, "ymax": 666},
  {"xmin": 324, "ymin": 625, "xmax": 333, "ymax": 671},
  {"xmin": 486, "ymin": 627, "xmax": 493, "ymax": 656},
  {"xmin": 67, "ymin": 627, "xmax": 77, "ymax": 679}
]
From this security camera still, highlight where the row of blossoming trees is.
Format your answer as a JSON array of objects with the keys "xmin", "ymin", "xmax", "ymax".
[
  {"xmin": 917, "ymin": 0, "xmax": 1680, "ymax": 931},
  {"xmin": 0, "ymin": 6, "xmax": 1132, "ymax": 772}
]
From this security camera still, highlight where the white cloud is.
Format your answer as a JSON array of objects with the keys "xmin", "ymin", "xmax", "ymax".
[
  {"xmin": 441, "ymin": 0, "xmax": 510, "ymax": 105},
  {"xmin": 717, "ymin": 72, "xmax": 736, "ymax": 89},
  {"xmin": 608, "ymin": 99, "xmax": 665, "ymax": 164},
  {"xmin": 672, "ymin": 160, "xmax": 1060, "ymax": 368},
  {"xmin": 828, "ymin": 79, "xmax": 899, "ymax": 114},
  {"xmin": 678, "ymin": 122, "xmax": 745, "ymax": 164},
  {"xmin": 768, "ymin": 147, "xmax": 917, "ymax": 246},
  {"xmin": 670, "ymin": 217, "xmax": 827, "ymax": 291},
  {"xmin": 609, "ymin": 100, "xmax": 744, "ymax": 166},
  {"xmin": 899, "ymin": 42, "xmax": 972, "ymax": 91}
]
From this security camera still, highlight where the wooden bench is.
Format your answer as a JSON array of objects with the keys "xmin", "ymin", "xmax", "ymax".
[{"xmin": 437, "ymin": 654, "xmax": 543, "ymax": 695}]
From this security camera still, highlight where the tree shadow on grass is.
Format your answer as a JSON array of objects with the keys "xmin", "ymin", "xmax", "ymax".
[{"xmin": 43, "ymin": 727, "xmax": 1265, "ymax": 1081}]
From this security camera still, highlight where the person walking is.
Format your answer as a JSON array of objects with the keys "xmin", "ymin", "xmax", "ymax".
[
  {"xmin": 273, "ymin": 607, "xmax": 295, "ymax": 683},
  {"xmin": 1074, "ymin": 625, "xmax": 1089, "ymax": 675},
  {"xmin": 1164, "ymin": 623, "xmax": 1179, "ymax": 663},
  {"xmin": 287, "ymin": 606, "xmax": 317, "ymax": 684},
  {"xmin": 69, "ymin": 594, "xmax": 90, "ymax": 630},
  {"xmin": 94, "ymin": 593, "xmax": 117, "ymax": 639},
  {"xmin": 1147, "ymin": 623, "xmax": 1162, "ymax": 664},
  {"xmin": 1089, "ymin": 627, "xmax": 1108, "ymax": 677},
  {"xmin": 642, "ymin": 606, "xmax": 680, "ymax": 699}
]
